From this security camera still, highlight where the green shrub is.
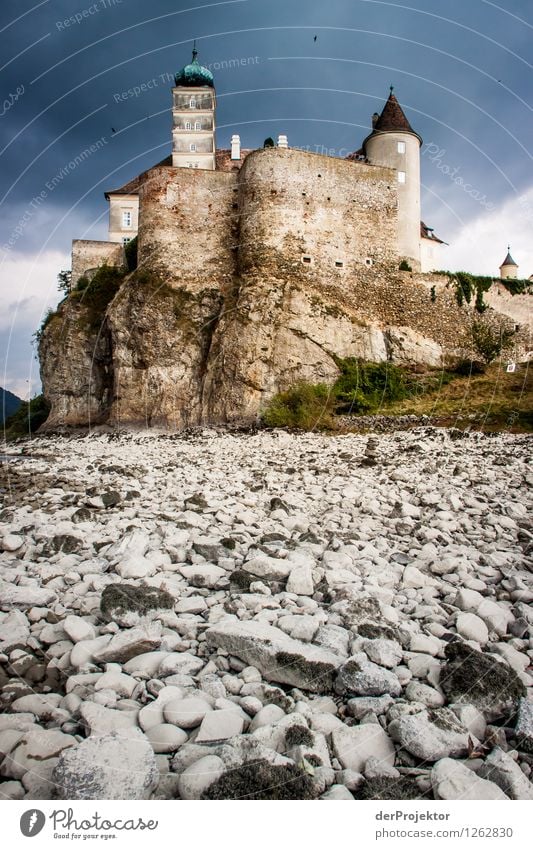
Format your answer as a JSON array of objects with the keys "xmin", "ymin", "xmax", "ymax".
[
  {"xmin": 3, "ymin": 394, "xmax": 50, "ymax": 438},
  {"xmin": 201, "ymin": 760, "xmax": 318, "ymax": 800},
  {"xmin": 333, "ymin": 358, "xmax": 408, "ymax": 414},
  {"xmin": 262, "ymin": 382, "xmax": 335, "ymax": 430},
  {"xmin": 471, "ymin": 320, "xmax": 515, "ymax": 364},
  {"xmin": 76, "ymin": 264, "xmax": 125, "ymax": 332},
  {"xmin": 124, "ymin": 236, "xmax": 138, "ymax": 272}
]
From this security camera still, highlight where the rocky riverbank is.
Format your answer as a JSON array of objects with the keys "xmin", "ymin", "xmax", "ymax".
[{"xmin": 0, "ymin": 428, "xmax": 532, "ymax": 801}]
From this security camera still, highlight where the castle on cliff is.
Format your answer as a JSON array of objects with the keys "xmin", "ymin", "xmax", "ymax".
[
  {"xmin": 41, "ymin": 49, "xmax": 529, "ymax": 430},
  {"xmin": 72, "ymin": 47, "xmax": 448, "ymax": 283}
]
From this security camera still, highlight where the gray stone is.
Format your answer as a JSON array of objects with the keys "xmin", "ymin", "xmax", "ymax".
[
  {"xmin": 92, "ymin": 624, "xmax": 162, "ymax": 664},
  {"xmin": 195, "ymin": 710, "xmax": 244, "ymax": 743},
  {"xmin": 145, "ymin": 724, "xmax": 188, "ymax": 754},
  {"xmin": 456, "ymin": 612, "xmax": 489, "ymax": 644},
  {"xmin": 0, "ymin": 583, "xmax": 56, "ymax": 609},
  {"xmin": 336, "ymin": 654, "xmax": 401, "ymax": 697},
  {"xmin": 478, "ymin": 747, "xmax": 533, "ymax": 800},
  {"xmin": 178, "ymin": 755, "xmax": 226, "ymax": 800},
  {"xmin": 388, "ymin": 709, "xmax": 471, "ymax": 762},
  {"xmin": 163, "ymin": 696, "xmax": 212, "ymax": 729},
  {"xmin": 206, "ymin": 618, "xmax": 341, "ymax": 692},
  {"xmin": 331, "ymin": 724, "xmax": 395, "ymax": 773},
  {"xmin": 432, "ymin": 758, "xmax": 509, "ymax": 800},
  {"xmin": 53, "ymin": 730, "xmax": 159, "ymax": 800},
  {"xmin": 516, "ymin": 698, "xmax": 533, "ymax": 753}
]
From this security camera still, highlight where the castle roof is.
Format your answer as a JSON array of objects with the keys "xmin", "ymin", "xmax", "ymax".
[
  {"xmin": 421, "ymin": 221, "xmax": 447, "ymax": 245},
  {"xmin": 174, "ymin": 47, "xmax": 214, "ymax": 88},
  {"xmin": 500, "ymin": 248, "xmax": 518, "ymax": 267},
  {"xmin": 363, "ymin": 89, "xmax": 422, "ymax": 150}
]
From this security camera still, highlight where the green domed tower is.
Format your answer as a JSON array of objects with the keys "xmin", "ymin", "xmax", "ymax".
[{"xmin": 172, "ymin": 45, "xmax": 216, "ymax": 170}]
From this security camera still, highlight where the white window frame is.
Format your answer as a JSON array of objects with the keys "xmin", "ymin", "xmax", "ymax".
[
  {"xmin": 122, "ymin": 210, "xmax": 132, "ymax": 228},
  {"xmin": 189, "ymin": 97, "xmax": 197, "ymax": 108},
  {"xmin": 195, "ymin": 121, "xmax": 202, "ymax": 130},
  {"xmin": 185, "ymin": 121, "xmax": 192, "ymax": 130},
  {"xmin": 397, "ymin": 141, "xmax": 406, "ymax": 154},
  {"xmin": 398, "ymin": 171, "xmax": 406, "ymax": 184}
]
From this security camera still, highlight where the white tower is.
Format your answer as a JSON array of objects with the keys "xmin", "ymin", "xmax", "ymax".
[
  {"xmin": 172, "ymin": 46, "xmax": 216, "ymax": 170},
  {"xmin": 499, "ymin": 247, "xmax": 519, "ymax": 279},
  {"xmin": 362, "ymin": 87, "xmax": 422, "ymax": 270}
]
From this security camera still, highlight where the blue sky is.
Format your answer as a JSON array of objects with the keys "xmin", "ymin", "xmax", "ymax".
[{"xmin": 1, "ymin": 0, "xmax": 532, "ymax": 397}]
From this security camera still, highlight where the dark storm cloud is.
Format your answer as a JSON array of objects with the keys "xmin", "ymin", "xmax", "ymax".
[{"xmin": 0, "ymin": 0, "xmax": 532, "ymax": 392}]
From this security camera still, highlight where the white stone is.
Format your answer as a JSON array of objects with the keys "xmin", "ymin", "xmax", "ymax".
[
  {"xmin": 389, "ymin": 709, "xmax": 471, "ymax": 762},
  {"xmin": 476, "ymin": 599, "xmax": 513, "ymax": 636},
  {"xmin": 1, "ymin": 534, "xmax": 24, "ymax": 552},
  {"xmin": 0, "ymin": 583, "xmax": 56, "ymax": 608},
  {"xmin": 456, "ymin": 612, "xmax": 489, "ymax": 644},
  {"xmin": 179, "ymin": 564, "xmax": 226, "ymax": 588},
  {"xmin": 432, "ymin": 758, "xmax": 509, "ymax": 800},
  {"xmin": 158, "ymin": 652, "xmax": 205, "ymax": 676},
  {"xmin": 478, "ymin": 747, "xmax": 533, "ymax": 800},
  {"xmin": 243, "ymin": 555, "xmax": 292, "ymax": 581},
  {"xmin": 163, "ymin": 696, "xmax": 212, "ymax": 728},
  {"xmin": 249, "ymin": 705, "xmax": 286, "ymax": 731},
  {"xmin": 286, "ymin": 564, "xmax": 314, "ymax": 596},
  {"xmin": 0, "ymin": 609, "xmax": 30, "ymax": 652},
  {"xmin": 206, "ymin": 618, "xmax": 341, "ymax": 692},
  {"xmin": 92, "ymin": 624, "xmax": 162, "ymax": 664},
  {"xmin": 331, "ymin": 724, "xmax": 395, "ymax": 773},
  {"xmin": 53, "ymin": 730, "xmax": 159, "ymax": 800},
  {"xmin": 405, "ymin": 680, "xmax": 444, "ymax": 707},
  {"xmin": 178, "ymin": 755, "xmax": 225, "ymax": 800},
  {"xmin": 195, "ymin": 710, "xmax": 244, "ymax": 743},
  {"xmin": 146, "ymin": 723, "xmax": 188, "ymax": 754},
  {"xmin": 63, "ymin": 615, "xmax": 96, "ymax": 643},
  {"xmin": 361, "ymin": 638, "xmax": 402, "ymax": 669}
]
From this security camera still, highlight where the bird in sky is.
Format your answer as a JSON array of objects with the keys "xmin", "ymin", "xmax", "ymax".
[{"xmin": 314, "ymin": 35, "xmax": 317, "ymax": 42}]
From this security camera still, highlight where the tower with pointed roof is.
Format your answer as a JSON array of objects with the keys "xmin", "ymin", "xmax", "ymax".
[
  {"xmin": 172, "ymin": 45, "xmax": 216, "ymax": 170},
  {"xmin": 499, "ymin": 247, "xmax": 519, "ymax": 280},
  {"xmin": 362, "ymin": 87, "xmax": 422, "ymax": 269}
]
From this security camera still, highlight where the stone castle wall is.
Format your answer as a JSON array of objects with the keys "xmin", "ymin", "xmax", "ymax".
[
  {"xmin": 71, "ymin": 240, "xmax": 125, "ymax": 285},
  {"xmin": 42, "ymin": 149, "xmax": 525, "ymax": 429}
]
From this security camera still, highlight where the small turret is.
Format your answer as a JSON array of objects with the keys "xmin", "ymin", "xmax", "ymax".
[{"xmin": 499, "ymin": 247, "xmax": 519, "ymax": 280}]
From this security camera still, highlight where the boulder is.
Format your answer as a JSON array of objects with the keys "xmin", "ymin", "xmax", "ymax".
[
  {"xmin": 432, "ymin": 758, "xmax": 509, "ymax": 800},
  {"xmin": 388, "ymin": 709, "xmax": 471, "ymax": 762},
  {"xmin": 53, "ymin": 730, "xmax": 158, "ymax": 800},
  {"xmin": 206, "ymin": 618, "xmax": 341, "ymax": 692}
]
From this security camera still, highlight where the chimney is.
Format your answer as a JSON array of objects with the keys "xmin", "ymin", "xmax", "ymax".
[
  {"xmin": 372, "ymin": 112, "xmax": 380, "ymax": 128},
  {"xmin": 231, "ymin": 134, "xmax": 241, "ymax": 160},
  {"xmin": 277, "ymin": 134, "xmax": 288, "ymax": 149}
]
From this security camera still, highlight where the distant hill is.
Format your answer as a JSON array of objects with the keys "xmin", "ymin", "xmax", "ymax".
[{"xmin": 1, "ymin": 387, "xmax": 23, "ymax": 423}]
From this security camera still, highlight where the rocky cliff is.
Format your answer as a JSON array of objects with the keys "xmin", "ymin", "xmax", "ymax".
[{"xmin": 38, "ymin": 151, "xmax": 518, "ymax": 431}]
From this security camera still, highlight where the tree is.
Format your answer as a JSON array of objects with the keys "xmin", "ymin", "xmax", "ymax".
[
  {"xmin": 57, "ymin": 269, "xmax": 72, "ymax": 295},
  {"xmin": 471, "ymin": 319, "xmax": 515, "ymax": 364}
]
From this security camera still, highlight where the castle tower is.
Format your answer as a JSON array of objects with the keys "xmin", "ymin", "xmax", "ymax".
[
  {"xmin": 362, "ymin": 87, "xmax": 422, "ymax": 269},
  {"xmin": 499, "ymin": 247, "xmax": 519, "ymax": 279},
  {"xmin": 172, "ymin": 46, "xmax": 216, "ymax": 170}
]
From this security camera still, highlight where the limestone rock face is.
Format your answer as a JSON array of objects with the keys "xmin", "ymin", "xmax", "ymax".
[{"xmin": 38, "ymin": 303, "xmax": 112, "ymax": 429}]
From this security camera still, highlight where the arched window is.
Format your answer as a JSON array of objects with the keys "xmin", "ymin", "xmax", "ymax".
[
  {"xmin": 189, "ymin": 97, "xmax": 196, "ymax": 108},
  {"xmin": 195, "ymin": 121, "xmax": 202, "ymax": 130},
  {"xmin": 185, "ymin": 121, "xmax": 192, "ymax": 130}
]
